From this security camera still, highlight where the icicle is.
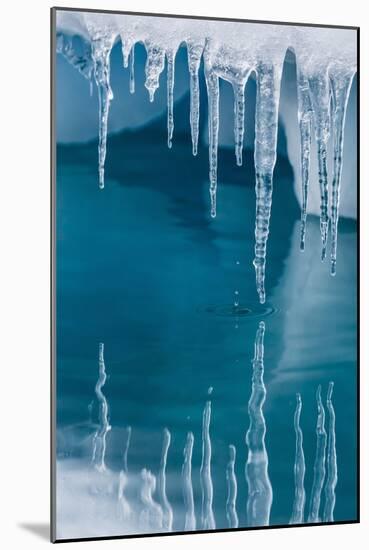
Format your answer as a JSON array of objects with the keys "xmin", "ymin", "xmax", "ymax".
[
  {"xmin": 226, "ymin": 445, "xmax": 239, "ymax": 528},
  {"xmin": 182, "ymin": 432, "xmax": 196, "ymax": 531},
  {"xmin": 91, "ymin": 343, "xmax": 111, "ymax": 472},
  {"xmin": 204, "ymin": 66, "xmax": 220, "ymax": 218},
  {"xmin": 120, "ymin": 39, "xmax": 132, "ymax": 69},
  {"xmin": 330, "ymin": 72, "xmax": 354, "ymax": 275},
  {"xmin": 139, "ymin": 469, "xmax": 164, "ymax": 532},
  {"xmin": 117, "ymin": 470, "xmax": 131, "ymax": 520},
  {"xmin": 233, "ymin": 82, "xmax": 246, "ymax": 166},
  {"xmin": 187, "ymin": 42, "xmax": 204, "ymax": 156},
  {"xmin": 145, "ymin": 43, "xmax": 165, "ymax": 102},
  {"xmin": 297, "ymin": 72, "xmax": 313, "ymax": 251},
  {"xmin": 308, "ymin": 385, "xmax": 327, "ymax": 523},
  {"xmin": 129, "ymin": 46, "xmax": 135, "ymax": 94},
  {"xmin": 253, "ymin": 62, "xmax": 283, "ymax": 304},
  {"xmin": 158, "ymin": 428, "xmax": 173, "ymax": 531},
  {"xmin": 200, "ymin": 400, "xmax": 216, "ymax": 530},
  {"xmin": 166, "ymin": 50, "xmax": 176, "ymax": 149},
  {"xmin": 245, "ymin": 321, "xmax": 273, "ymax": 526},
  {"xmin": 308, "ymin": 72, "xmax": 331, "ymax": 260},
  {"xmin": 123, "ymin": 426, "xmax": 132, "ymax": 473},
  {"xmin": 323, "ymin": 382, "xmax": 338, "ymax": 522},
  {"xmin": 290, "ymin": 393, "xmax": 306, "ymax": 524},
  {"xmin": 91, "ymin": 34, "xmax": 115, "ymax": 189}
]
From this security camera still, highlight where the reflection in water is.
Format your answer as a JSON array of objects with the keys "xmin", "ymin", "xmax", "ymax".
[
  {"xmin": 182, "ymin": 432, "xmax": 196, "ymax": 530},
  {"xmin": 91, "ymin": 343, "xmax": 111, "ymax": 472},
  {"xmin": 139, "ymin": 468, "xmax": 163, "ymax": 532},
  {"xmin": 308, "ymin": 386, "xmax": 327, "ymax": 523},
  {"xmin": 226, "ymin": 444, "xmax": 239, "ymax": 528},
  {"xmin": 56, "ymin": 336, "xmax": 340, "ymax": 537},
  {"xmin": 245, "ymin": 322, "xmax": 273, "ymax": 527},
  {"xmin": 200, "ymin": 399, "xmax": 216, "ymax": 529},
  {"xmin": 323, "ymin": 382, "xmax": 338, "ymax": 522},
  {"xmin": 290, "ymin": 393, "xmax": 306, "ymax": 524},
  {"xmin": 158, "ymin": 428, "xmax": 174, "ymax": 531},
  {"xmin": 123, "ymin": 426, "xmax": 132, "ymax": 473}
]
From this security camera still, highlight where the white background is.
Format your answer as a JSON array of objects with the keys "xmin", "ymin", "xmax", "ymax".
[{"xmin": 0, "ymin": 0, "xmax": 367, "ymax": 548}]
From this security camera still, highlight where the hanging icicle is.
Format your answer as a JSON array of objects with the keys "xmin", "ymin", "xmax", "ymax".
[
  {"xmin": 329, "ymin": 71, "xmax": 355, "ymax": 275},
  {"xmin": 187, "ymin": 41, "xmax": 204, "ymax": 156},
  {"xmin": 166, "ymin": 50, "xmax": 176, "ymax": 148},
  {"xmin": 253, "ymin": 62, "xmax": 283, "ymax": 304}
]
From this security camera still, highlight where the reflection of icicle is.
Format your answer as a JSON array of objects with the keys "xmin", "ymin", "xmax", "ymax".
[
  {"xmin": 200, "ymin": 400, "xmax": 216, "ymax": 529},
  {"xmin": 129, "ymin": 46, "xmax": 135, "ymax": 94},
  {"xmin": 166, "ymin": 50, "xmax": 176, "ymax": 149},
  {"xmin": 323, "ymin": 382, "xmax": 338, "ymax": 522},
  {"xmin": 117, "ymin": 470, "xmax": 131, "ymax": 520},
  {"xmin": 253, "ymin": 63, "xmax": 282, "ymax": 304},
  {"xmin": 91, "ymin": 343, "xmax": 111, "ymax": 472},
  {"xmin": 158, "ymin": 428, "xmax": 173, "ymax": 531},
  {"xmin": 139, "ymin": 469, "xmax": 163, "ymax": 531},
  {"xmin": 91, "ymin": 34, "xmax": 115, "ymax": 189},
  {"xmin": 290, "ymin": 393, "xmax": 306, "ymax": 524},
  {"xmin": 308, "ymin": 385, "xmax": 327, "ymax": 523},
  {"xmin": 226, "ymin": 444, "xmax": 239, "ymax": 528},
  {"xmin": 297, "ymin": 73, "xmax": 312, "ymax": 251},
  {"xmin": 330, "ymin": 73, "xmax": 354, "ymax": 275},
  {"xmin": 187, "ymin": 42, "xmax": 204, "ymax": 156},
  {"xmin": 123, "ymin": 426, "xmax": 132, "ymax": 473},
  {"xmin": 246, "ymin": 321, "xmax": 273, "ymax": 526},
  {"xmin": 56, "ymin": 32, "xmax": 93, "ymax": 81},
  {"xmin": 182, "ymin": 432, "xmax": 196, "ymax": 531},
  {"xmin": 145, "ymin": 43, "xmax": 165, "ymax": 102},
  {"xmin": 308, "ymin": 73, "xmax": 331, "ymax": 260},
  {"xmin": 233, "ymin": 82, "xmax": 246, "ymax": 166}
]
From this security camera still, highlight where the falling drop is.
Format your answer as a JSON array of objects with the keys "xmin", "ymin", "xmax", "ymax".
[
  {"xmin": 200, "ymin": 400, "xmax": 216, "ymax": 529},
  {"xmin": 234, "ymin": 290, "xmax": 239, "ymax": 308},
  {"xmin": 245, "ymin": 321, "xmax": 273, "ymax": 526},
  {"xmin": 226, "ymin": 445, "xmax": 239, "ymax": 528},
  {"xmin": 166, "ymin": 50, "xmax": 176, "ymax": 149},
  {"xmin": 323, "ymin": 382, "xmax": 338, "ymax": 522},
  {"xmin": 182, "ymin": 432, "xmax": 196, "ymax": 531},
  {"xmin": 330, "ymin": 72, "xmax": 355, "ymax": 275},
  {"xmin": 129, "ymin": 46, "xmax": 135, "ymax": 94},
  {"xmin": 233, "ymin": 81, "xmax": 246, "ymax": 166},
  {"xmin": 253, "ymin": 62, "xmax": 283, "ymax": 304},
  {"xmin": 158, "ymin": 428, "xmax": 173, "ymax": 531},
  {"xmin": 308, "ymin": 385, "xmax": 327, "ymax": 523},
  {"xmin": 290, "ymin": 393, "xmax": 306, "ymax": 524}
]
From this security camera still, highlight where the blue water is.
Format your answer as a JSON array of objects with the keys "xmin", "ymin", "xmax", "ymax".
[{"xmin": 55, "ymin": 123, "xmax": 357, "ymax": 538}]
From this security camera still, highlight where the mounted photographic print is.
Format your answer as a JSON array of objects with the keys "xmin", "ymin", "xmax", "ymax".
[{"xmin": 51, "ymin": 7, "xmax": 359, "ymax": 543}]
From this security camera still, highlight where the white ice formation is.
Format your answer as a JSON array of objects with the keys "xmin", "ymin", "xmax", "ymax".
[{"xmin": 56, "ymin": 11, "xmax": 356, "ymax": 303}]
